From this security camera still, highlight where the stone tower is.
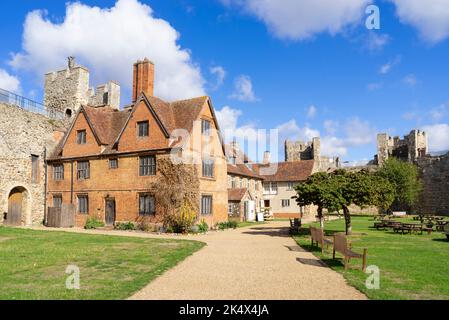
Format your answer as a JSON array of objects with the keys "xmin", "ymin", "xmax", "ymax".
[
  {"xmin": 44, "ymin": 57, "xmax": 121, "ymax": 118},
  {"xmin": 285, "ymin": 138, "xmax": 319, "ymax": 162},
  {"xmin": 376, "ymin": 130, "xmax": 428, "ymax": 165}
]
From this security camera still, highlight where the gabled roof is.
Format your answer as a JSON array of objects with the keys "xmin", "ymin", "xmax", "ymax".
[
  {"xmin": 228, "ymin": 188, "xmax": 249, "ymax": 201},
  {"xmin": 49, "ymin": 93, "xmax": 224, "ymax": 160},
  {"xmin": 254, "ymin": 160, "xmax": 314, "ymax": 182}
]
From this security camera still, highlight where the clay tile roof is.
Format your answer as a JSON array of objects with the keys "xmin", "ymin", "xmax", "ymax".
[
  {"xmin": 254, "ymin": 160, "xmax": 314, "ymax": 182},
  {"xmin": 170, "ymin": 96, "xmax": 209, "ymax": 133},
  {"xmin": 83, "ymin": 106, "xmax": 129, "ymax": 145},
  {"xmin": 227, "ymin": 163, "xmax": 263, "ymax": 180},
  {"xmin": 228, "ymin": 188, "xmax": 248, "ymax": 201}
]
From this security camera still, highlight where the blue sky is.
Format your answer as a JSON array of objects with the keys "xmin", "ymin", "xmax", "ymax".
[{"xmin": 1, "ymin": 0, "xmax": 449, "ymax": 164}]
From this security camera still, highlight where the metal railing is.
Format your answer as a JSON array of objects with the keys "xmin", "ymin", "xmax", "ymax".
[{"xmin": 0, "ymin": 88, "xmax": 64, "ymax": 120}]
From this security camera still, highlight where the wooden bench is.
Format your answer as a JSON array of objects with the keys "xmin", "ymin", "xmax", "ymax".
[
  {"xmin": 310, "ymin": 226, "xmax": 332, "ymax": 254},
  {"xmin": 333, "ymin": 233, "xmax": 367, "ymax": 271},
  {"xmin": 289, "ymin": 218, "xmax": 301, "ymax": 234}
]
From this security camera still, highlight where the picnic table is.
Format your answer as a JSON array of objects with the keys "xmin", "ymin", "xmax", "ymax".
[
  {"xmin": 435, "ymin": 220, "xmax": 449, "ymax": 232},
  {"xmin": 393, "ymin": 223, "xmax": 433, "ymax": 235}
]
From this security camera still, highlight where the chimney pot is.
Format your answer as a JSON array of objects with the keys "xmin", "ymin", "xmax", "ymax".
[{"xmin": 263, "ymin": 151, "xmax": 271, "ymax": 164}]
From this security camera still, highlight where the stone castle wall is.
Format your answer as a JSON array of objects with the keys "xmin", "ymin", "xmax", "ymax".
[
  {"xmin": 0, "ymin": 103, "xmax": 64, "ymax": 225},
  {"xmin": 415, "ymin": 154, "xmax": 449, "ymax": 215}
]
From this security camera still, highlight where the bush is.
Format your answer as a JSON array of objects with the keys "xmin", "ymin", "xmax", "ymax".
[
  {"xmin": 198, "ymin": 219, "xmax": 209, "ymax": 233},
  {"xmin": 167, "ymin": 201, "xmax": 198, "ymax": 234},
  {"xmin": 217, "ymin": 221, "xmax": 237, "ymax": 231},
  {"xmin": 114, "ymin": 222, "xmax": 136, "ymax": 231},
  {"xmin": 84, "ymin": 217, "xmax": 105, "ymax": 230}
]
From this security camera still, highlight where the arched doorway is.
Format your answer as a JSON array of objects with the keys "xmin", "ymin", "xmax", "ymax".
[{"xmin": 5, "ymin": 187, "xmax": 29, "ymax": 226}]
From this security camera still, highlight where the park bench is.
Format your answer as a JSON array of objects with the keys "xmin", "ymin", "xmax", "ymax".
[
  {"xmin": 310, "ymin": 226, "xmax": 333, "ymax": 254},
  {"xmin": 289, "ymin": 218, "xmax": 301, "ymax": 234},
  {"xmin": 333, "ymin": 233, "xmax": 367, "ymax": 272}
]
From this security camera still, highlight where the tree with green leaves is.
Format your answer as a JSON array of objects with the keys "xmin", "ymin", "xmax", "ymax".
[
  {"xmin": 294, "ymin": 169, "xmax": 394, "ymax": 235},
  {"xmin": 376, "ymin": 158, "xmax": 422, "ymax": 212}
]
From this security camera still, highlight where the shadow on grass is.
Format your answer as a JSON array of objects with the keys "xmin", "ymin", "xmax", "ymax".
[{"xmin": 432, "ymin": 237, "xmax": 449, "ymax": 243}]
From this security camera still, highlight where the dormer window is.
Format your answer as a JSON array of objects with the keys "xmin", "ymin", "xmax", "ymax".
[
  {"xmin": 77, "ymin": 130, "xmax": 86, "ymax": 144},
  {"xmin": 138, "ymin": 121, "xmax": 149, "ymax": 137}
]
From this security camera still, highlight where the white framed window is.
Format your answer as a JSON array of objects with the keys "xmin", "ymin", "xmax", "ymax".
[
  {"xmin": 201, "ymin": 195, "xmax": 213, "ymax": 215},
  {"xmin": 281, "ymin": 199, "xmax": 290, "ymax": 207},
  {"xmin": 287, "ymin": 182, "xmax": 294, "ymax": 191}
]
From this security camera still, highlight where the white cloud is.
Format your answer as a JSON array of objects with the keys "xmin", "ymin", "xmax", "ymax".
[
  {"xmin": 429, "ymin": 101, "xmax": 449, "ymax": 122},
  {"xmin": 229, "ymin": 75, "xmax": 258, "ymax": 102},
  {"xmin": 364, "ymin": 32, "xmax": 390, "ymax": 51},
  {"xmin": 403, "ymin": 74, "xmax": 418, "ymax": 87},
  {"xmin": 276, "ymin": 119, "xmax": 320, "ymax": 142},
  {"xmin": 209, "ymin": 65, "xmax": 226, "ymax": 90},
  {"xmin": 390, "ymin": 0, "xmax": 449, "ymax": 43},
  {"xmin": 379, "ymin": 55, "xmax": 401, "ymax": 75},
  {"xmin": 306, "ymin": 105, "xmax": 317, "ymax": 119},
  {"xmin": 421, "ymin": 123, "xmax": 449, "ymax": 151},
  {"xmin": 324, "ymin": 120, "xmax": 339, "ymax": 135},
  {"xmin": 343, "ymin": 117, "xmax": 377, "ymax": 146},
  {"xmin": 222, "ymin": 0, "xmax": 369, "ymax": 41},
  {"xmin": 0, "ymin": 69, "xmax": 20, "ymax": 93},
  {"xmin": 9, "ymin": 0, "xmax": 205, "ymax": 101}
]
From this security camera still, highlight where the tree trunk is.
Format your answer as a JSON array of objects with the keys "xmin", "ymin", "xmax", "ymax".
[
  {"xmin": 317, "ymin": 206, "xmax": 324, "ymax": 229},
  {"xmin": 343, "ymin": 205, "xmax": 352, "ymax": 235}
]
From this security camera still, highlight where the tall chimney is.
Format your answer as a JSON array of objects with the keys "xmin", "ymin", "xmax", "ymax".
[
  {"xmin": 132, "ymin": 58, "xmax": 154, "ymax": 102},
  {"xmin": 263, "ymin": 151, "xmax": 271, "ymax": 165}
]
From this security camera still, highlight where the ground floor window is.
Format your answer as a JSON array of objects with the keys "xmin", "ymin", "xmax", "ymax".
[
  {"xmin": 77, "ymin": 195, "xmax": 89, "ymax": 214},
  {"xmin": 228, "ymin": 202, "xmax": 240, "ymax": 217},
  {"xmin": 53, "ymin": 194, "xmax": 62, "ymax": 208},
  {"xmin": 201, "ymin": 195, "xmax": 213, "ymax": 215},
  {"xmin": 281, "ymin": 199, "xmax": 290, "ymax": 207},
  {"xmin": 139, "ymin": 194, "xmax": 155, "ymax": 215}
]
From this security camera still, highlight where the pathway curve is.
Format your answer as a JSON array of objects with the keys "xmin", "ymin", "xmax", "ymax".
[{"xmin": 129, "ymin": 220, "xmax": 367, "ymax": 300}]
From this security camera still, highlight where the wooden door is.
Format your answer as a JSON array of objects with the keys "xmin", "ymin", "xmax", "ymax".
[
  {"xmin": 6, "ymin": 191, "xmax": 22, "ymax": 226},
  {"xmin": 105, "ymin": 199, "xmax": 116, "ymax": 226}
]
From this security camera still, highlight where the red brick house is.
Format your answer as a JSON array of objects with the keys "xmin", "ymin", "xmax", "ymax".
[{"xmin": 46, "ymin": 59, "xmax": 228, "ymax": 228}]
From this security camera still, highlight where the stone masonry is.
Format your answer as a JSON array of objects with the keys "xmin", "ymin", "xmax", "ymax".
[
  {"xmin": 44, "ymin": 57, "xmax": 121, "ymax": 118},
  {"xmin": 376, "ymin": 130, "xmax": 428, "ymax": 166},
  {"xmin": 285, "ymin": 137, "xmax": 340, "ymax": 171},
  {"xmin": 0, "ymin": 103, "xmax": 64, "ymax": 226}
]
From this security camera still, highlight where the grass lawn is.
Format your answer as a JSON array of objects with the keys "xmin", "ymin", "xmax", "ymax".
[
  {"xmin": 0, "ymin": 226, "xmax": 205, "ymax": 300},
  {"xmin": 293, "ymin": 216, "xmax": 449, "ymax": 300}
]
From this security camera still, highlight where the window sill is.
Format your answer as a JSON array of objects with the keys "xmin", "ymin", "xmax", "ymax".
[{"xmin": 200, "ymin": 176, "xmax": 216, "ymax": 181}]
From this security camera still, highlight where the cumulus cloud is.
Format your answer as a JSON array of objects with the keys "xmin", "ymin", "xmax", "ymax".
[
  {"xmin": 403, "ymin": 74, "xmax": 418, "ymax": 87},
  {"xmin": 0, "ymin": 69, "xmax": 20, "ymax": 93},
  {"xmin": 222, "ymin": 0, "xmax": 369, "ymax": 41},
  {"xmin": 421, "ymin": 123, "xmax": 449, "ymax": 151},
  {"xmin": 306, "ymin": 105, "xmax": 317, "ymax": 119},
  {"xmin": 229, "ymin": 75, "xmax": 258, "ymax": 102},
  {"xmin": 390, "ymin": 0, "xmax": 449, "ymax": 43},
  {"xmin": 379, "ymin": 55, "xmax": 401, "ymax": 74},
  {"xmin": 9, "ymin": 0, "xmax": 205, "ymax": 101},
  {"xmin": 209, "ymin": 66, "xmax": 226, "ymax": 90},
  {"xmin": 277, "ymin": 119, "xmax": 319, "ymax": 142}
]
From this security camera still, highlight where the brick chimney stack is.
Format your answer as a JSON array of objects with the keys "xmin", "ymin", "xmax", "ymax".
[{"xmin": 132, "ymin": 58, "xmax": 154, "ymax": 102}]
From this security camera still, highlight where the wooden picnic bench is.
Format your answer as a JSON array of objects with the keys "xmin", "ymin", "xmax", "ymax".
[
  {"xmin": 310, "ymin": 226, "xmax": 333, "ymax": 254},
  {"xmin": 333, "ymin": 233, "xmax": 367, "ymax": 271},
  {"xmin": 289, "ymin": 218, "xmax": 301, "ymax": 234}
]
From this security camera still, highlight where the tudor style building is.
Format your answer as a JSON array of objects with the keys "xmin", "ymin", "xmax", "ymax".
[{"xmin": 46, "ymin": 59, "xmax": 228, "ymax": 227}]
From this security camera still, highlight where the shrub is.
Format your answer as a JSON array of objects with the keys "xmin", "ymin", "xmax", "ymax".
[
  {"xmin": 198, "ymin": 219, "xmax": 209, "ymax": 233},
  {"xmin": 217, "ymin": 221, "xmax": 238, "ymax": 230},
  {"xmin": 84, "ymin": 217, "xmax": 105, "ymax": 230},
  {"xmin": 114, "ymin": 222, "xmax": 136, "ymax": 231},
  {"xmin": 167, "ymin": 200, "xmax": 198, "ymax": 234},
  {"xmin": 228, "ymin": 220, "xmax": 238, "ymax": 229}
]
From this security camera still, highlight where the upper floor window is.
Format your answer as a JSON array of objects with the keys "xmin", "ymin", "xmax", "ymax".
[
  {"xmin": 255, "ymin": 181, "xmax": 260, "ymax": 191},
  {"xmin": 201, "ymin": 119, "xmax": 211, "ymax": 136},
  {"xmin": 202, "ymin": 158, "xmax": 214, "ymax": 178},
  {"xmin": 139, "ymin": 156, "xmax": 156, "ymax": 176},
  {"xmin": 77, "ymin": 161, "xmax": 90, "ymax": 180},
  {"xmin": 31, "ymin": 155, "xmax": 39, "ymax": 184},
  {"xmin": 228, "ymin": 156, "xmax": 236, "ymax": 165},
  {"xmin": 137, "ymin": 121, "xmax": 149, "ymax": 137},
  {"xmin": 77, "ymin": 195, "xmax": 89, "ymax": 214},
  {"xmin": 139, "ymin": 194, "xmax": 155, "ymax": 216},
  {"xmin": 281, "ymin": 199, "xmax": 291, "ymax": 207},
  {"xmin": 53, "ymin": 164, "xmax": 64, "ymax": 181},
  {"xmin": 53, "ymin": 194, "xmax": 62, "ymax": 208},
  {"xmin": 231, "ymin": 178, "xmax": 237, "ymax": 189},
  {"xmin": 263, "ymin": 182, "xmax": 278, "ymax": 195},
  {"xmin": 77, "ymin": 130, "xmax": 87, "ymax": 144},
  {"xmin": 201, "ymin": 195, "xmax": 213, "ymax": 215},
  {"xmin": 287, "ymin": 182, "xmax": 294, "ymax": 191},
  {"xmin": 109, "ymin": 158, "xmax": 118, "ymax": 169}
]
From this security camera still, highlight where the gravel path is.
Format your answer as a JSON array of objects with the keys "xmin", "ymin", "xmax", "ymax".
[{"xmin": 129, "ymin": 220, "xmax": 367, "ymax": 300}]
